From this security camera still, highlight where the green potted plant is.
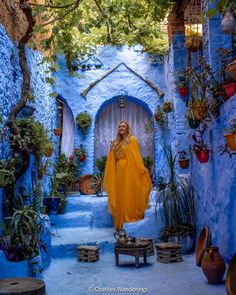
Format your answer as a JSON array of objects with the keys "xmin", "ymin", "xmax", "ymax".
[
  {"xmin": 176, "ymin": 68, "xmax": 188, "ymax": 96},
  {"xmin": 154, "ymin": 106, "xmax": 166, "ymax": 126},
  {"xmin": 178, "ymin": 151, "xmax": 189, "ymax": 169},
  {"xmin": 76, "ymin": 112, "xmax": 92, "ymax": 134},
  {"xmin": 1, "ymin": 206, "xmax": 46, "ymax": 262},
  {"xmin": 162, "ymin": 101, "xmax": 173, "ymax": 113},
  {"xmin": 158, "ymin": 144, "xmax": 195, "ymax": 254},
  {"xmin": 224, "ymin": 117, "xmax": 236, "ymax": 151},
  {"xmin": 191, "ymin": 128, "xmax": 210, "ymax": 164}
]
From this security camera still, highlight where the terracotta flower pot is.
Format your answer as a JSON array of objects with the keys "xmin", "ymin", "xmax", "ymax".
[
  {"xmin": 193, "ymin": 105, "xmax": 207, "ymax": 121},
  {"xmin": 178, "ymin": 159, "xmax": 189, "ymax": 169},
  {"xmin": 201, "ymin": 246, "xmax": 226, "ymax": 284},
  {"xmin": 196, "ymin": 149, "xmax": 209, "ymax": 164},
  {"xmin": 54, "ymin": 128, "xmax": 63, "ymax": 136},
  {"xmin": 44, "ymin": 147, "xmax": 54, "ymax": 158},
  {"xmin": 224, "ymin": 134, "xmax": 236, "ymax": 151},
  {"xmin": 179, "ymin": 87, "xmax": 187, "ymax": 97},
  {"xmin": 224, "ymin": 83, "xmax": 236, "ymax": 99}
]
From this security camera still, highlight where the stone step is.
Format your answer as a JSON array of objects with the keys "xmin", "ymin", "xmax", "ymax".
[
  {"xmin": 51, "ymin": 227, "xmax": 115, "ymax": 258},
  {"xmin": 52, "ymin": 211, "xmax": 94, "ymax": 228}
]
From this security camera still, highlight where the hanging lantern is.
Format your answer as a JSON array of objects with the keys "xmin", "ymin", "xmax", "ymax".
[
  {"xmin": 221, "ymin": 11, "xmax": 236, "ymax": 35},
  {"xmin": 119, "ymin": 95, "xmax": 125, "ymax": 108}
]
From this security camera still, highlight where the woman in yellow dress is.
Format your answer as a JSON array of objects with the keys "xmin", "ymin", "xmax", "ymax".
[{"xmin": 103, "ymin": 120, "xmax": 152, "ymax": 231}]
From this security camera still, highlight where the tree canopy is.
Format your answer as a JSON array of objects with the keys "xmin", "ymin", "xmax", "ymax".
[{"xmin": 33, "ymin": 0, "xmax": 174, "ymax": 68}]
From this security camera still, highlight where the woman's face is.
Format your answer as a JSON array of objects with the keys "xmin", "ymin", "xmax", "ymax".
[{"xmin": 118, "ymin": 122, "xmax": 128, "ymax": 137}]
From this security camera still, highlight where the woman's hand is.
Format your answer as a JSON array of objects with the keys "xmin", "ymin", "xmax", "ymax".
[{"xmin": 110, "ymin": 140, "xmax": 115, "ymax": 150}]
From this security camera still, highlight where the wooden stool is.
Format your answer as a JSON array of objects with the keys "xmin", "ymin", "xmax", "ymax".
[
  {"xmin": 77, "ymin": 245, "xmax": 99, "ymax": 262},
  {"xmin": 155, "ymin": 242, "xmax": 183, "ymax": 263},
  {"xmin": 0, "ymin": 278, "xmax": 46, "ymax": 295}
]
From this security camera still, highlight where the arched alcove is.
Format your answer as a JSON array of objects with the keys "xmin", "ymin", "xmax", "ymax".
[{"xmin": 94, "ymin": 96, "xmax": 154, "ymax": 174}]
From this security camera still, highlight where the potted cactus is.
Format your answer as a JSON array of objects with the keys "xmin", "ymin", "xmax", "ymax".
[
  {"xmin": 178, "ymin": 151, "xmax": 189, "ymax": 169},
  {"xmin": 224, "ymin": 117, "xmax": 236, "ymax": 151}
]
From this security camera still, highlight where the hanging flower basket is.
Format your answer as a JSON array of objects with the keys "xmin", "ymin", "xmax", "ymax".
[
  {"xmin": 54, "ymin": 128, "xmax": 63, "ymax": 136},
  {"xmin": 193, "ymin": 105, "xmax": 207, "ymax": 121},
  {"xmin": 22, "ymin": 105, "xmax": 35, "ymax": 118},
  {"xmin": 223, "ymin": 82, "xmax": 236, "ymax": 99},
  {"xmin": 179, "ymin": 87, "xmax": 187, "ymax": 97},
  {"xmin": 76, "ymin": 112, "xmax": 92, "ymax": 134},
  {"xmin": 224, "ymin": 134, "xmax": 236, "ymax": 151},
  {"xmin": 196, "ymin": 149, "xmax": 209, "ymax": 164},
  {"xmin": 0, "ymin": 169, "xmax": 10, "ymax": 187},
  {"xmin": 178, "ymin": 159, "xmax": 189, "ymax": 169}
]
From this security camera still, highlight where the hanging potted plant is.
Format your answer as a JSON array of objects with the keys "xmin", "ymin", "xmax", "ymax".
[
  {"xmin": 44, "ymin": 143, "xmax": 54, "ymax": 158},
  {"xmin": 191, "ymin": 129, "xmax": 210, "ymax": 164},
  {"xmin": 190, "ymin": 98, "xmax": 208, "ymax": 121},
  {"xmin": 54, "ymin": 128, "xmax": 63, "ymax": 136},
  {"xmin": 162, "ymin": 101, "xmax": 173, "ymax": 113},
  {"xmin": 224, "ymin": 117, "xmax": 236, "ymax": 151},
  {"xmin": 74, "ymin": 147, "xmax": 86, "ymax": 162},
  {"xmin": 185, "ymin": 31, "xmax": 202, "ymax": 52},
  {"xmin": 76, "ymin": 112, "xmax": 92, "ymax": 134},
  {"xmin": 176, "ymin": 68, "xmax": 188, "ymax": 96},
  {"xmin": 154, "ymin": 106, "xmax": 166, "ymax": 126},
  {"xmin": 178, "ymin": 151, "xmax": 189, "ymax": 169}
]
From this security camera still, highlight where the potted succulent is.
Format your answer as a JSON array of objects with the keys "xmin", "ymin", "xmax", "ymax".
[
  {"xmin": 76, "ymin": 112, "xmax": 92, "ymax": 134},
  {"xmin": 224, "ymin": 117, "xmax": 236, "ymax": 151},
  {"xmin": 162, "ymin": 101, "xmax": 173, "ymax": 113},
  {"xmin": 154, "ymin": 106, "xmax": 166, "ymax": 126},
  {"xmin": 191, "ymin": 132, "xmax": 210, "ymax": 164},
  {"xmin": 54, "ymin": 128, "xmax": 63, "ymax": 136},
  {"xmin": 178, "ymin": 151, "xmax": 189, "ymax": 169},
  {"xmin": 1, "ymin": 206, "xmax": 46, "ymax": 262}
]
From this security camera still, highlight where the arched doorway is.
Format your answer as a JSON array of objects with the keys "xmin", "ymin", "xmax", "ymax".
[{"xmin": 94, "ymin": 98, "xmax": 154, "ymax": 173}]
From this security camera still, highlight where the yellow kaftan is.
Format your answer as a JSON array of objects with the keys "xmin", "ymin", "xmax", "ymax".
[{"xmin": 103, "ymin": 135, "xmax": 152, "ymax": 230}]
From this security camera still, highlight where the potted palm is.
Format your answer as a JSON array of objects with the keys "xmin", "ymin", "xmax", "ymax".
[
  {"xmin": 178, "ymin": 151, "xmax": 189, "ymax": 169},
  {"xmin": 158, "ymin": 144, "xmax": 195, "ymax": 254},
  {"xmin": 76, "ymin": 112, "xmax": 92, "ymax": 134},
  {"xmin": 224, "ymin": 117, "xmax": 236, "ymax": 151}
]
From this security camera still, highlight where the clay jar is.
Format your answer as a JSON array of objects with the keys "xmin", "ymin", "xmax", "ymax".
[{"xmin": 201, "ymin": 246, "xmax": 226, "ymax": 284}]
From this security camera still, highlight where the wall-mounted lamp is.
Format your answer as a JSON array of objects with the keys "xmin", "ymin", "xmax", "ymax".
[{"xmin": 118, "ymin": 90, "xmax": 128, "ymax": 108}]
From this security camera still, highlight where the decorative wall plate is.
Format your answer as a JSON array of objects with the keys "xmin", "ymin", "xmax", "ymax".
[
  {"xmin": 196, "ymin": 227, "xmax": 211, "ymax": 266},
  {"xmin": 80, "ymin": 174, "xmax": 96, "ymax": 195}
]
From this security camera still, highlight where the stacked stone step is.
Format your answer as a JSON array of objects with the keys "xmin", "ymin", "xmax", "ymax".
[
  {"xmin": 77, "ymin": 245, "xmax": 99, "ymax": 262},
  {"xmin": 155, "ymin": 242, "xmax": 183, "ymax": 263}
]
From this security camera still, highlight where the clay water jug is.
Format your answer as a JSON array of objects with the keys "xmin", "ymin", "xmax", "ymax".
[{"xmin": 201, "ymin": 246, "xmax": 226, "ymax": 284}]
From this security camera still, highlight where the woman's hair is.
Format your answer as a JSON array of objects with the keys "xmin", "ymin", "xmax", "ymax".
[{"xmin": 115, "ymin": 120, "xmax": 132, "ymax": 141}]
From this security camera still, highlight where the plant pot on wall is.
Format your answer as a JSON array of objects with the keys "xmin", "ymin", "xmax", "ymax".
[
  {"xmin": 178, "ymin": 159, "xmax": 189, "ymax": 169},
  {"xmin": 179, "ymin": 87, "xmax": 187, "ymax": 97},
  {"xmin": 196, "ymin": 149, "xmax": 209, "ymax": 164},
  {"xmin": 224, "ymin": 82, "xmax": 236, "ymax": 99},
  {"xmin": 224, "ymin": 134, "xmax": 236, "ymax": 151},
  {"xmin": 22, "ymin": 105, "xmax": 35, "ymax": 118},
  {"xmin": 193, "ymin": 105, "xmax": 207, "ymax": 121},
  {"xmin": 54, "ymin": 128, "xmax": 62, "ymax": 136}
]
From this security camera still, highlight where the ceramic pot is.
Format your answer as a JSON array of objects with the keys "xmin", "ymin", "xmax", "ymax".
[
  {"xmin": 196, "ymin": 149, "xmax": 209, "ymax": 164},
  {"xmin": 54, "ymin": 128, "xmax": 62, "ymax": 136},
  {"xmin": 178, "ymin": 159, "xmax": 189, "ymax": 169},
  {"xmin": 179, "ymin": 87, "xmax": 187, "ymax": 97},
  {"xmin": 224, "ymin": 134, "xmax": 236, "ymax": 151},
  {"xmin": 224, "ymin": 83, "xmax": 236, "ymax": 98},
  {"xmin": 202, "ymin": 246, "xmax": 226, "ymax": 284},
  {"xmin": 221, "ymin": 11, "xmax": 236, "ymax": 35}
]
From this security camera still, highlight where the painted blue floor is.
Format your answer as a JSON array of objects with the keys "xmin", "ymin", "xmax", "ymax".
[{"xmin": 43, "ymin": 193, "xmax": 226, "ymax": 295}]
